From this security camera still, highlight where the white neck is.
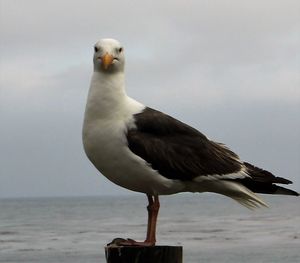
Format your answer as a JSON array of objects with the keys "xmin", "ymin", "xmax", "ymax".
[{"xmin": 84, "ymin": 71, "xmax": 127, "ymax": 121}]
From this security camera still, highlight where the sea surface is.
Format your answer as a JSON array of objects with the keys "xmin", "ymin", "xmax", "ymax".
[{"xmin": 0, "ymin": 194, "xmax": 299, "ymax": 263}]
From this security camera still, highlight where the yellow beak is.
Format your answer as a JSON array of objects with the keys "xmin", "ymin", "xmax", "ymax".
[{"xmin": 101, "ymin": 53, "xmax": 114, "ymax": 70}]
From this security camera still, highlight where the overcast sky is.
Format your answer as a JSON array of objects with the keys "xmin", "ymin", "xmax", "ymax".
[{"xmin": 0, "ymin": 0, "xmax": 299, "ymax": 198}]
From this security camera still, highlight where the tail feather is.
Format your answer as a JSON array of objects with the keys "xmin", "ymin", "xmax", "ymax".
[
  {"xmin": 232, "ymin": 197, "xmax": 268, "ymax": 210},
  {"xmin": 198, "ymin": 163, "xmax": 298, "ymax": 210},
  {"xmin": 207, "ymin": 181, "xmax": 269, "ymax": 210}
]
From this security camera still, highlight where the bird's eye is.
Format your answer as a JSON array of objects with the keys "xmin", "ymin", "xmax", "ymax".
[
  {"xmin": 118, "ymin": 47, "xmax": 123, "ymax": 53},
  {"xmin": 94, "ymin": 46, "xmax": 99, "ymax": 52}
]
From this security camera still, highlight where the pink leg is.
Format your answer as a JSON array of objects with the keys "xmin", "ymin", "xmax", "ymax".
[
  {"xmin": 145, "ymin": 195, "xmax": 160, "ymax": 244},
  {"xmin": 108, "ymin": 195, "xmax": 160, "ymax": 247}
]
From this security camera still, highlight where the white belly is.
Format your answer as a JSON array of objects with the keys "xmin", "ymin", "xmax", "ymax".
[{"xmin": 83, "ymin": 117, "xmax": 184, "ymax": 195}]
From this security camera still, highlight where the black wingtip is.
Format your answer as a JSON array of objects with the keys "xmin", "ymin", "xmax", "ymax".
[
  {"xmin": 274, "ymin": 186, "xmax": 299, "ymax": 196},
  {"xmin": 243, "ymin": 162, "xmax": 295, "ymax": 185},
  {"xmin": 275, "ymin": 177, "xmax": 293, "ymax": 185}
]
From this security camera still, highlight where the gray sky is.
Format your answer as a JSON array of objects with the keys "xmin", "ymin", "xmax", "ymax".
[{"xmin": 0, "ymin": 0, "xmax": 299, "ymax": 198}]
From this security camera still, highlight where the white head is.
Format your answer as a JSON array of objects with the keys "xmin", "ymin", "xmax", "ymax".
[{"xmin": 93, "ymin": 38, "xmax": 125, "ymax": 73}]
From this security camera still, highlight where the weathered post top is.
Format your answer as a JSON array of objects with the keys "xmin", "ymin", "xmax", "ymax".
[{"xmin": 105, "ymin": 245, "xmax": 183, "ymax": 263}]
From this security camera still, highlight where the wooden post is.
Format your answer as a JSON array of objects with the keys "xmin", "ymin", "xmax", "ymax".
[{"xmin": 105, "ymin": 245, "xmax": 183, "ymax": 263}]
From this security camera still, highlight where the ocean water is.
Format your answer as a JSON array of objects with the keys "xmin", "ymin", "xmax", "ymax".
[{"xmin": 0, "ymin": 194, "xmax": 299, "ymax": 263}]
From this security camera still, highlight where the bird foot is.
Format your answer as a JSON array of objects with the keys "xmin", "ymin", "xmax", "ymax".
[{"xmin": 107, "ymin": 238, "xmax": 155, "ymax": 247}]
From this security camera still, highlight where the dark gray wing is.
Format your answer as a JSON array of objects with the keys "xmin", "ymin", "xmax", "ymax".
[{"xmin": 126, "ymin": 107, "xmax": 242, "ymax": 181}]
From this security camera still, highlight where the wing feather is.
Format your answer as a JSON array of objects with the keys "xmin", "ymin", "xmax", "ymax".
[{"xmin": 126, "ymin": 108, "xmax": 243, "ymax": 181}]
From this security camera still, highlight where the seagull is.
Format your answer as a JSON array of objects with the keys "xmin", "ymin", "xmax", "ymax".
[{"xmin": 82, "ymin": 38, "xmax": 299, "ymax": 246}]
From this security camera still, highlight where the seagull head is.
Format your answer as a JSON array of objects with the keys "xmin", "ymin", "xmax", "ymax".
[{"xmin": 93, "ymin": 38, "xmax": 125, "ymax": 73}]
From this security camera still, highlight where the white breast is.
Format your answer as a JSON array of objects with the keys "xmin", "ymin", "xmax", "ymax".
[{"xmin": 83, "ymin": 96, "xmax": 184, "ymax": 195}]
